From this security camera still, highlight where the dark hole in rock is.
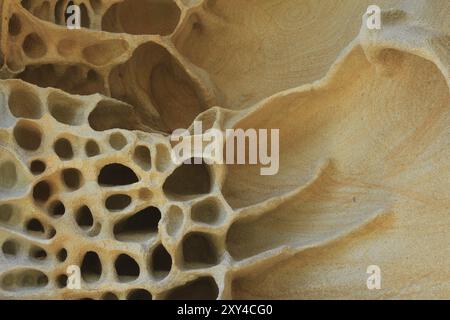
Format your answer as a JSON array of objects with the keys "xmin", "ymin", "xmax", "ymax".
[
  {"xmin": 30, "ymin": 160, "xmax": 46, "ymax": 175},
  {"xmin": 163, "ymin": 158, "xmax": 211, "ymax": 199},
  {"xmin": 98, "ymin": 163, "xmax": 138, "ymax": 186},
  {"xmin": 127, "ymin": 289, "xmax": 152, "ymax": 300},
  {"xmin": 150, "ymin": 244, "xmax": 172, "ymax": 280},
  {"xmin": 182, "ymin": 232, "xmax": 218, "ymax": 268},
  {"xmin": 113, "ymin": 206, "xmax": 161, "ymax": 242},
  {"xmin": 105, "ymin": 194, "xmax": 132, "ymax": 211},
  {"xmin": 32, "ymin": 180, "xmax": 51, "ymax": 203},
  {"xmin": 81, "ymin": 251, "xmax": 102, "ymax": 283},
  {"xmin": 115, "ymin": 254, "xmax": 140, "ymax": 282},
  {"xmin": 26, "ymin": 218, "xmax": 45, "ymax": 234},
  {"xmin": 54, "ymin": 138, "xmax": 74, "ymax": 160},
  {"xmin": 62, "ymin": 168, "xmax": 82, "ymax": 190},
  {"xmin": 48, "ymin": 200, "xmax": 65, "ymax": 217},
  {"xmin": 75, "ymin": 206, "xmax": 94, "ymax": 229}
]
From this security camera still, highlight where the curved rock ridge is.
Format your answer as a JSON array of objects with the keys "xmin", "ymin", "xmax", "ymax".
[{"xmin": 0, "ymin": 0, "xmax": 448, "ymax": 299}]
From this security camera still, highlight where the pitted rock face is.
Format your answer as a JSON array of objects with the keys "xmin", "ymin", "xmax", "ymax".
[{"xmin": 0, "ymin": 0, "xmax": 449, "ymax": 300}]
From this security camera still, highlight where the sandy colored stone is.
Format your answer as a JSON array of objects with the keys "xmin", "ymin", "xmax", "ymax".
[{"xmin": 0, "ymin": 0, "xmax": 449, "ymax": 299}]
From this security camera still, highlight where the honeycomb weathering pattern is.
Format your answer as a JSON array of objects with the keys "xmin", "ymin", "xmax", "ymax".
[{"xmin": 0, "ymin": 0, "xmax": 449, "ymax": 300}]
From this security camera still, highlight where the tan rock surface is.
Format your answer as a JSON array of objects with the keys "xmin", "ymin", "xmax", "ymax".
[{"xmin": 0, "ymin": 0, "xmax": 448, "ymax": 299}]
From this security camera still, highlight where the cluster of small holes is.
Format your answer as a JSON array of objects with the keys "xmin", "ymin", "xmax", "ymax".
[
  {"xmin": 2, "ymin": 135, "xmax": 223, "ymax": 298},
  {"xmin": 3, "ymin": 118, "xmax": 223, "ymax": 299},
  {"xmin": 0, "ymin": 2, "xmax": 228, "ymax": 300}
]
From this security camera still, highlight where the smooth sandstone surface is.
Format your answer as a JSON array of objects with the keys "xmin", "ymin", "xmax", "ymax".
[{"xmin": 0, "ymin": 0, "xmax": 448, "ymax": 299}]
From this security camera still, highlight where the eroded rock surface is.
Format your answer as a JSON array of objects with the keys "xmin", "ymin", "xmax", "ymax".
[{"xmin": 0, "ymin": 0, "xmax": 449, "ymax": 299}]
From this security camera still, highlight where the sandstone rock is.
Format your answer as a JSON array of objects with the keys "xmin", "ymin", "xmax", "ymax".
[{"xmin": 0, "ymin": 0, "xmax": 448, "ymax": 299}]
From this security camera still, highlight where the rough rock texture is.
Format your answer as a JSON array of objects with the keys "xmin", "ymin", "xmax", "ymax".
[{"xmin": 0, "ymin": 0, "xmax": 449, "ymax": 299}]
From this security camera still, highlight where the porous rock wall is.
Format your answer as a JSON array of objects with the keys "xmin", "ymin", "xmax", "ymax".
[{"xmin": 0, "ymin": 0, "xmax": 449, "ymax": 299}]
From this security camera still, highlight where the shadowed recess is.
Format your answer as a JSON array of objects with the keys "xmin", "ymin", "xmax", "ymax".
[
  {"xmin": 113, "ymin": 206, "xmax": 161, "ymax": 242},
  {"xmin": 102, "ymin": 0, "xmax": 181, "ymax": 35},
  {"xmin": 0, "ymin": 269, "xmax": 48, "ymax": 291},
  {"xmin": 75, "ymin": 206, "xmax": 94, "ymax": 230},
  {"xmin": 29, "ymin": 246, "xmax": 47, "ymax": 260},
  {"xmin": 165, "ymin": 276, "xmax": 218, "ymax": 300},
  {"xmin": 163, "ymin": 158, "xmax": 211, "ymax": 199},
  {"xmin": 109, "ymin": 42, "xmax": 205, "ymax": 132},
  {"xmin": 32, "ymin": 180, "xmax": 51, "ymax": 203},
  {"xmin": 48, "ymin": 91, "xmax": 84, "ymax": 125},
  {"xmin": 18, "ymin": 64, "xmax": 105, "ymax": 96},
  {"xmin": 98, "ymin": 163, "xmax": 138, "ymax": 186},
  {"xmin": 14, "ymin": 121, "xmax": 42, "ymax": 151},
  {"xmin": 0, "ymin": 161, "xmax": 17, "ymax": 190},
  {"xmin": 30, "ymin": 160, "xmax": 46, "ymax": 175},
  {"xmin": 54, "ymin": 138, "xmax": 73, "ymax": 160},
  {"xmin": 109, "ymin": 132, "xmax": 128, "ymax": 150},
  {"xmin": 48, "ymin": 200, "xmax": 65, "ymax": 217},
  {"xmin": 26, "ymin": 218, "xmax": 45, "ymax": 234},
  {"xmin": 56, "ymin": 248, "xmax": 67, "ymax": 262},
  {"xmin": 115, "ymin": 254, "xmax": 140, "ymax": 282},
  {"xmin": 105, "ymin": 194, "xmax": 132, "ymax": 211},
  {"xmin": 102, "ymin": 292, "xmax": 119, "ymax": 300},
  {"xmin": 182, "ymin": 232, "xmax": 218, "ymax": 268},
  {"xmin": 22, "ymin": 33, "xmax": 47, "ymax": 59},
  {"xmin": 81, "ymin": 251, "xmax": 102, "ymax": 283},
  {"xmin": 8, "ymin": 87, "xmax": 42, "ymax": 119},
  {"xmin": 191, "ymin": 197, "xmax": 225, "ymax": 225},
  {"xmin": 127, "ymin": 289, "xmax": 152, "ymax": 300},
  {"xmin": 166, "ymin": 205, "xmax": 183, "ymax": 237},
  {"xmin": 133, "ymin": 145, "xmax": 152, "ymax": 170},
  {"xmin": 61, "ymin": 168, "xmax": 83, "ymax": 190},
  {"xmin": 88, "ymin": 100, "xmax": 142, "ymax": 131},
  {"xmin": 2, "ymin": 239, "xmax": 19, "ymax": 256},
  {"xmin": 82, "ymin": 40, "xmax": 129, "ymax": 66},
  {"xmin": 85, "ymin": 140, "xmax": 100, "ymax": 157},
  {"xmin": 0, "ymin": 204, "xmax": 17, "ymax": 225},
  {"xmin": 150, "ymin": 243, "xmax": 172, "ymax": 280},
  {"xmin": 8, "ymin": 14, "xmax": 22, "ymax": 36}
]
